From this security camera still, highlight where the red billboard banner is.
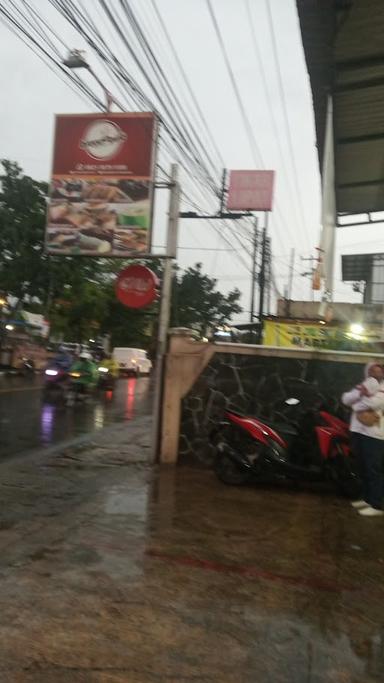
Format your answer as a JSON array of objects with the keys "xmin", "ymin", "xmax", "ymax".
[
  {"xmin": 46, "ymin": 112, "xmax": 157, "ymax": 257},
  {"xmin": 227, "ymin": 170, "xmax": 275, "ymax": 211}
]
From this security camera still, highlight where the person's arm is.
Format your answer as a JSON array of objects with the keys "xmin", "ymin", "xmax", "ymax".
[
  {"xmin": 358, "ymin": 391, "xmax": 384, "ymax": 411},
  {"xmin": 342, "ymin": 387, "xmax": 361, "ymax": 407}
]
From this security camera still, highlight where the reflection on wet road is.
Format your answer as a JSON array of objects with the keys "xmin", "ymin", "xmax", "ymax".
[{"xmin": 0, "ymin": 375, "xmax": 152, "ymax": 457}]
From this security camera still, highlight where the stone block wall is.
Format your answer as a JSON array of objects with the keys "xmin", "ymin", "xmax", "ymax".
[{"xmin": 179, "ymin": 351, "xmax": 370, "ymax": 465}]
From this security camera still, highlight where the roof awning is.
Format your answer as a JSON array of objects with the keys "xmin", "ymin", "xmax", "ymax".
[{"xmin": 297, "ymin": 0, "xmax": 384, "ymax": 219}]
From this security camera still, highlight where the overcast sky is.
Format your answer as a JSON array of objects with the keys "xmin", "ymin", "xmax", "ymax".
[{"xmin": 0, "ymin": 0, "xmax": 372, "ymax": 319}]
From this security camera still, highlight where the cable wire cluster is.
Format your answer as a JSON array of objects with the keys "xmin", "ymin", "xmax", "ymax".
[{"xmin": 0, "ymin": 0, "xmax": 313, "ymax": 298}]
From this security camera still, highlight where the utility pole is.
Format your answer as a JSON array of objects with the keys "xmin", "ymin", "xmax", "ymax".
[
  {"xmin": 257, "ymin": 212, "xmax": 269, "ymax": 344},
  {"xmin": 151, "ymin": 164, "xmax": 180, "ymax": 461},
  {"xmin": 249, "ymin": 218, "xmax": 259, "ymax": 337},
  {"xmin": 286, "ymin": 248, "xmax": 295, "ymax": 317},
  {"xmin": 266, "ymin": 237, "xmax": 272, "ymax": 315},
  {"xmin": 301, "ymin": 255, "xmax": 316, "ymax": 302}
]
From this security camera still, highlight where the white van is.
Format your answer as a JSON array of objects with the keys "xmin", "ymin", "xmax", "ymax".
[{"xmin": 112, "ymin": 348, "xmax": 152, "ymax": 376}]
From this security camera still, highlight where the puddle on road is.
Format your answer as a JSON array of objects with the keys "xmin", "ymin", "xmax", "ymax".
[{"xmin": 0, "ymin": 377, "xmax": 152, "ymax": 457}]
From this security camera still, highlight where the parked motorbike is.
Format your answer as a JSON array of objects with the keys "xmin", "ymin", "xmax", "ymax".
[
  {"xmin": 19, "ymin": 358, "xmax": 35, "ymax": 377},
  {"xmin": 211, "ymin": 399, "xmax": 359, "ymax": 497}
]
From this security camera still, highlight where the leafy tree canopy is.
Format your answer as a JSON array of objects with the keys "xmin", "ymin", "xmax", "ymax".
[{"xmin": 0, "ymin": 161, "xmax": 243, "ymax": 346}]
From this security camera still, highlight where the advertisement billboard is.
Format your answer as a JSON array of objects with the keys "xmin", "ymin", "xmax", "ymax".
[
  {"xmin": 227, "ymin": 170, "xmax": 275, "ymax": 211},
  {"xmin": 46, "ymin": 112, "xmax": 157, "ymax": 256},
  {"xmin": 264, "ymin": 320, "xmax": 380, "ymax": 349}
]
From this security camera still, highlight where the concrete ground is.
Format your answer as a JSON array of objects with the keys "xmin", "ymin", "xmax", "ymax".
[{"xmin": 1, "ymin": 418, "xmax": 384, "ymax": 682}]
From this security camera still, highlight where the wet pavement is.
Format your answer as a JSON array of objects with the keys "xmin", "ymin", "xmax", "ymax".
[
  {"xmin": 1, "ymin": 419, "xmax": 384, "ymax": 682},
  {"xmin": 0, "ymin": 374, "xmax": 152, "ymax": 458}
]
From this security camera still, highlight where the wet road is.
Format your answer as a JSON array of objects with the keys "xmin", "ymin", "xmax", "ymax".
[
  {"xmin": 1, "ymin": 439, "xmax": 384, "ymax": 682},
  {"xmin": 0, "ymin": 374, "xmax": 152, "ymax": 458}
]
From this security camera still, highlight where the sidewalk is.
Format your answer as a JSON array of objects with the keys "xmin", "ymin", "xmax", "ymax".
[{"xmin": 1, "ymin": 416, "xmax": 384, "ymax": 682}]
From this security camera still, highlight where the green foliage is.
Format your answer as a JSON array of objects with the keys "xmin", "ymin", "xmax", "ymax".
[
  {"xmin": 0, "ymin": 161, "xmax": 243, "ymax": 346},
  {"xmin": 0, "ymin": 160, "xmax": 48, "ymax": 304},
  {"xmin": 171, "ymin": 262, "xmax": 242, "ymax": 334}
]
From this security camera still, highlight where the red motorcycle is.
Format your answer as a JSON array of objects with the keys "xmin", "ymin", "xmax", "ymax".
[{"xmin": 212, "ymin": 399, "xmax": 359, "ymax": 497}]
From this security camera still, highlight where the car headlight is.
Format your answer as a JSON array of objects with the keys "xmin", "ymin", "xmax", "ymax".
[
  {"xmin": 45, "ymin": 369, "xmax": 58, "ymax": 376},
  {"xmin": 98, "ymin": 367, "xmax": 109, "ymax": 373}
]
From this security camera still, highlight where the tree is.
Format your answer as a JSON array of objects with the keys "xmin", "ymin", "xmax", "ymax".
[
  {"xmin": 0, "ymin": 162, "xmax": 243, "ymax": 345},
  {"xmin": 0, "ymin": 160, "xmax": 48, "ymax": 308},
  {"xmin": 0, "ymin": 160, "xmax": 111, "ymax": 339},
  {"xmin": 171, "ymin": 263, "xmax": 242, "ymax": 334}
]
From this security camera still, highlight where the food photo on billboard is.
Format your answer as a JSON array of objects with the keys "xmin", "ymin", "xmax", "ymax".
[{"xmin": 45, "ymin": 112, "xmax": 158, "ymax": 257}]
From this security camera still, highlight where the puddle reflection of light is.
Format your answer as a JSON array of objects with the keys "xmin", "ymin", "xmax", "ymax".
[
  {"xmin": 41, "ymin": 403, "xmax": 55, "ymax": 444},
  {"xmin": 94, "ymin": 404, "xmax": 105, "ymax": 430},
  {"xmin": 126, "ymin": 377, "xmax": 136, "ymax": 419}
]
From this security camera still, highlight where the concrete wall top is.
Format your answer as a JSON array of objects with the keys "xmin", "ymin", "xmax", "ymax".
[{"xmin": 211, "ymin": 342, "xmax": 384, "ymax": 365}]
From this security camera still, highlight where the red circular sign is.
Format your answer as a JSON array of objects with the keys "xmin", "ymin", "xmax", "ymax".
[{"xmin": 115, "ymin": 265, "xmax": 158, "ymax": 309}]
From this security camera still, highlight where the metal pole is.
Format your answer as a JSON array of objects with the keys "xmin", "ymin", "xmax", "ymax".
[
  {"xmin": 257, "ymin": 212, "xmax": 269, "ymax": 344},
  {"xmin": 266, "ymin": 237, "xmax": 272, "ymax": 315},
  {"xmin": 219, "ymin": 169, "xmax": 227, "ymax": 215},
  {"xmin": 249, "ymin": 217, "xmax": 258, "ymax": 333},
  {"xmin": 151, "ymin": 164, "xmax": 180, "ymax": 461},
  {"xmin": 311, "ymin": 257, "xmax": 315, "ymax": 302},
  {"xmin": 287, "ymin": 248, "xmax": 295, "ymax": 317}
]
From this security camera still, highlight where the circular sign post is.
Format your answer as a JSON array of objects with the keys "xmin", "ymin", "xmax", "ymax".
[{"xmin": 115, "ymin": 265, "xmax": 158, "ymax": 309}]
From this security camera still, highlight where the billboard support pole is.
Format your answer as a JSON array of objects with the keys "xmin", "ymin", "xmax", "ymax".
[{"xmin": 151, "ymin": 163, "xmax": 180, "ymax": 461}]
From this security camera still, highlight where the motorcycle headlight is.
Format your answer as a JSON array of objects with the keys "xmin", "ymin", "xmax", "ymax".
[
  {"xmin": 45, "ymin": 369, "xmax": 58, "ymax": 376},
  {"xmin": 98, "ymin": 367, "xmax": 109, "ymax": 373}
]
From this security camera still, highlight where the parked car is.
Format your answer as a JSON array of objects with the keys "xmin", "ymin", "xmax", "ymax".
[{"xmin": 112, "ymin": 347, "xmax": 152, "ymax": 376}]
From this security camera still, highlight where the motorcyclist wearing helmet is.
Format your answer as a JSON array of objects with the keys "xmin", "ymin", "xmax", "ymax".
[
  {"xmin": 70, "ymin": 351, "xmax": 98, "ymax": 391},
  {"xmin": 99, "ymin": 352, "xmax": 119, "ymax": 379},
  {"xmin": 53, "ymin": 345, "xmax": 73, "ymax": 372}
]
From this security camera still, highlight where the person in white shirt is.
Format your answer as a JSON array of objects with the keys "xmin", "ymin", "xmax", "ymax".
[{"xmin": 342, "ymin": 362, "xmax": 384, "ymax": 516}]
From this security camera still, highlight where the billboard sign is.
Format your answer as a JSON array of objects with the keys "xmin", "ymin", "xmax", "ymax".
[
  {"xmin": 227, "ymin": 170, "xmax": 275, "ymax": 211},
  {"xmin": 115, "ymin": 265, "xmax": 158, "ymax": 308},
  {"xmin": 46, "ymin": 112, "xmax": 157, "ymax": 256}
]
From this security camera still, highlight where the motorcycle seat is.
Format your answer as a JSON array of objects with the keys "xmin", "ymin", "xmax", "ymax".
[
  {"xmin": 256, "ymin": 419, "xmax": 298, "ymax": 437},
  {"xmin": 227, "ymin": 411, "xmax": 297, "ymax": 438}
]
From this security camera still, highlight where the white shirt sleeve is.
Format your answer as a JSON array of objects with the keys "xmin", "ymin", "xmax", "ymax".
[{"xmin": 341, "ymin": 387, "xmax": 361, "ymax": 407}]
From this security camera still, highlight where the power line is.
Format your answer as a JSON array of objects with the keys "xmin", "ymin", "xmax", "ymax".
[
  {"xmin": 205, "ymin": 0, "xmax": 302, "ymax": 254},
  {"xmin": 149, "ymin": 0, "xmax": 225, "ymax": 170},
  {"xmin": 206, "ymin": 0, "xmax": 263, "ymax": 167},
  {"xmin": 264, "ymin": 0, "xmax": 310, "ymax": 250},
  {"xmin": 0, "ymin": 0, "xmax": 257, "ymax": 274},
  {"xmin": 244, "ymin": 0, "xmax": 309, "ymax": 252}
]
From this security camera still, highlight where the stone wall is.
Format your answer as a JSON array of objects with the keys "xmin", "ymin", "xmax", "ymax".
[{"xmin": 179, "ymin": 350, "xmax": 372, "ymax": 465}]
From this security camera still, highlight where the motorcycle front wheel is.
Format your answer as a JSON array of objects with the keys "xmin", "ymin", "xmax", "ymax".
[{"xmin": 214, "ymin": 452, "xmax": 251, "ymax": 486}]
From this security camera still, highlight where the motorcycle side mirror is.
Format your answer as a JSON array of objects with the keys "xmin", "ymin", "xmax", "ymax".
[{"xmin": 285, "ymin": 398, "xmax": 300, "ymax": 406}]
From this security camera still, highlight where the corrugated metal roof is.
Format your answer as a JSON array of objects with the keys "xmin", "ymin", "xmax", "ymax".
[{"xmin": 297, "ymin": 0, "xmax": 384, "ymax": 216}]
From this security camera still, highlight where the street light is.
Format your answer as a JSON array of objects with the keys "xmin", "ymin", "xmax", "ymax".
[
  {"xmin": 63, "ymin": 49, "xmax": 114, "ymax": 112},
  {"xmin": 350, "ymin": 323, "xmax": 364, "ymax": 335}
]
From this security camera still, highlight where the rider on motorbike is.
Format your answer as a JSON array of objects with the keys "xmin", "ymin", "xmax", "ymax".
[
  {"xmin": 53, "ymin": 345, "xmax": 73, "ymax": 372},
  {"xmin": 69, "ymin": 352, "xmax": 98, "ymax": 395}
]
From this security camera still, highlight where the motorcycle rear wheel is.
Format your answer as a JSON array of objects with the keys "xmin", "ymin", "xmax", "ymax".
[{"xmin": 214, "ymin": 452, "xmax": 251, "ymax": 486}]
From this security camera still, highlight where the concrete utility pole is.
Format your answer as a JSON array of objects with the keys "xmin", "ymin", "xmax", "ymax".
[
  {"xmin": 257, "ymin": 212, "xmax": 269, "ymax": 344},
  {"xmin": 286, "ymin": 248, "xmax": 295, "ymax": 316},
  {"xmin": 151, "ymin": 164, "xmax": 180, "ymax": 461},
  {"xmin": 301, "ymin": 255, "xmax": 316, "ymax": 301},
  {"xmin": 249, "ymin": 218, "xmax": 259, "ymax": 339}
]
